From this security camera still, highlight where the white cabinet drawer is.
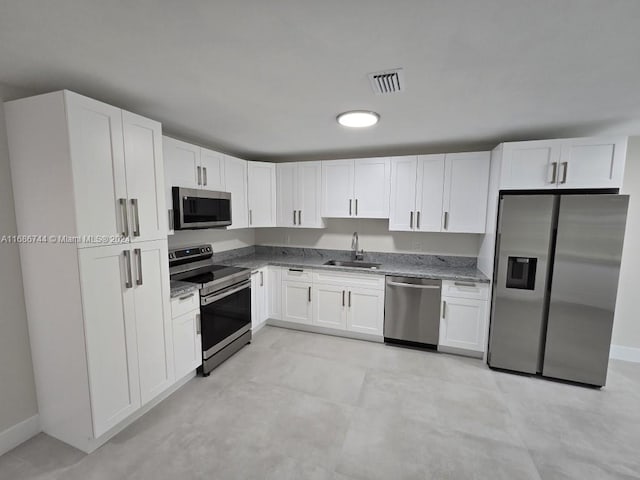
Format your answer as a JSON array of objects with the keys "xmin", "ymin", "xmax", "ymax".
[
  {"xmin": 442, "ymin": 280, "xmax": 489, "ymax": 301},
  {"xmin": 170, "ymin": 290, "xmax": 199, "ymax": 318},
  {"xmin": 282, "ymin": 267, "xmax": 313, "ymax": 282},
  {"xmin": 313, "ymin": 271, "xmax": 385, "ymax": 290}
]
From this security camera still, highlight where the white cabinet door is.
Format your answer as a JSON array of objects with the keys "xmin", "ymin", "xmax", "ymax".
[
  {"xmin": 500, "ymin": 141, "xmax": 561, "ymax": 190},
  {"xmin": 353, "ymin": 157, "xmax": 391, "ymax": 218},
  {"xmin": 247, "ymin": 161, "xmax": 276, "ymax": 227},
  {"xmin": 172, "ymin": 310, "xmax": 201, "ymax": 380},
  {"xmin": 282, "ymin": 281, "xmax": 312, "ymax": 324},
  {"xmin": 416, "ymin": 155, "xmax": 445, "ymax": 232},
  {"xmin": 443, "ymin": 152, "xmax": 490, "ymax": 233},
  {"xmin": 440, "ymin": 297, "xmax": 488, "ymax": 352},
  {"xmin": 122, "ymin": 111, "xmax": 167, "ymax": 243},
  {"xmin": 224, "ymin": 155, "xmax": 249, "ymax": 229},
  {"xmin": 313, "ymin": 284, "xmax": 347, "ymax": 330},
  {"xmin": 321, "ymin": 160, "xmax": 354, "ymax": 218},
  {"xmin": 389, "ymin": 156, "xmax": 418, "ymax": 231},
  {"xmin": 346, "ymin": 287, "xmax": 384, "ymax": 336},
  {"xmin": 163, "ymin": 137, "xmax": 200, "ymax": 235},
  {"xmin": 267, "ymin": 266, "xmax": 282, "ymax": 320},
  {"xmin": 276, "ymin": 163, "xmax": 297, "ymax": 227},
  {"xmin": 66, "ymin": 93, "xmax": 128, "ymax": 244},
  {"xmin": 200, "ymin": 147, "xmax": 225, "ymax": 191},
  {"xmin": 298, "ymin": 161, "xmax": 324, "ymax": 228},
  {"xmin": 132, "ymin": 240, "xmax": 174, "ymax": 405},
  {"xmin": 77, "ymin": 245, "xmax": 140, "ymax": 438},
  {"xmin": 560, "ymin": 137, "xmax": 627, "ymax": 189},
  {"xmin": 251, "ymin": 268, "xmax": 268, "ymax": 330}
]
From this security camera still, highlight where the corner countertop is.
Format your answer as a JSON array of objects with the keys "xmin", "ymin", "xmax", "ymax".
[{"xmin": 217, "ymin": 253, "xmax": 490, "ymax": 284}]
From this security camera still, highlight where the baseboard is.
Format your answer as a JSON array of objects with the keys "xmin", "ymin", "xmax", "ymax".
[
  {"xmin": 0, "ymin": 414, "xmax": 41, "ymax": 456},
  {"xmin": 610, "ymin": 345, "xmax": 640, "ymax": 363},
  {"xmin": 266, "ymin": 318, "xmax": 383, "ymax": 343}
]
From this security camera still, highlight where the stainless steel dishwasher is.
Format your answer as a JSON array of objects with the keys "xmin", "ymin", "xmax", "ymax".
[{"xmin": 384, "ymin": 276, "xmax": 441, "ymax": 348}]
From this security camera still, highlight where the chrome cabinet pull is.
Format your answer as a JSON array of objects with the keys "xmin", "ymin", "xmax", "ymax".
[
  {"xmin": 203, "ymin": 167, "xmax": 208, "ymax": 186},
  {"xmin": 249, "ymin": 209, "xmax": 253, "ymax": 225},
  {"xmin": 550, "ymin": 162, "xmax": 558, "ymax": 184},
  {"xmin": 123, "ymin": 250, "xmax": 133, "ymax": 288},
  {"xmin": 308, "ymin": 286, "xmax": 311, "ymax": 302},
  {"xmin": 134, "ymin": 248, "xmax": 143, "ymax": 285},
  {"xmin": 197, "ymin": 166, "xmax": 202, "ymax": 185},
  {"xmin": 410, "ymin": 211, "xmax": 414, "ymax": 229},
  {"xmin": 131, "ymin": 198, "xmax": 140, "ymax": 237},
  {"xmin": 260, "ymin": 271, "xmax": 264, "ymax": 287},
  {"xmin": 442, "ymin": 301, "xmax": 447, "ymax": 318},
  {"xmin": 119, "ymin": 198, "xmax": 129, "ymax": 238},
  {"xmin": 178, "ymin": 293, "xmax": 195, "ymax": 301},
  {"xmin": 355, "ymin": 199, "xmax": 358, "ymax": 216},
  {"xmin": 293, "ymin": 210, "xmax": 297, "ymax": 225},
  {"xmin": 416, "ymin": 211, "xmax": 421, "ymax": 229},
  {"xmin": 298, "ymin": 210, "xmax": 302, "ymax": 225},
  {"xmin": 454, "ymin": 281, "xmax": 476, "ymax": 287},
  {"xmin": 560, "ymin": 162, "xmax": 568, "ymax": 184},
  {"xmin": 196, "ymin": 313, "xmax": 201, "ymax": 334},
  {"xmin": 342, "ymin": 290, "xmax": 345, "ymax": 307},
  {"xmin": 444, "ymin": 211, "xmax": 449, "ymax": 230},
  {"xmin": 349, "ymin": 199, "xmax": 352, "ymax": 216},
  {"xmin": 289, "ymin": 268, "xmax": 303, "ymax": 272},
  {"xmin": 348, "ymin": 291, "xmax": 352, "ymax": 307}
]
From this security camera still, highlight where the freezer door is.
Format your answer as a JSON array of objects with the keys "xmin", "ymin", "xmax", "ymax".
[
  {"xmin": 543, "ymin": 195, "xmax": 628, "ymax": 386},
  {"xmin": 488, "ymin": 195, "xmax": 555, "ymax": 373}
]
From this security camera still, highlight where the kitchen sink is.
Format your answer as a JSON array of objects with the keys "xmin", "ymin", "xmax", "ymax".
[{"xmin": 323, "ymin": 260, "xmax": 381, "ymax": 269}]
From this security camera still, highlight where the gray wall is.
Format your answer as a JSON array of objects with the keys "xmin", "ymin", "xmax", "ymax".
[
  {"xmin": 613, "ymin": 136, "xmax": 640, "ymax": 350},
  {"xmin": 0, "ymin": 83, "xmax": 38, "ymax": 432}
]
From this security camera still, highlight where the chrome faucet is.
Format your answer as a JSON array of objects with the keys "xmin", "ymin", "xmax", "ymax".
[{"xmin": 351, "ymin": 232, "xmax": 364, "ymax": 261}]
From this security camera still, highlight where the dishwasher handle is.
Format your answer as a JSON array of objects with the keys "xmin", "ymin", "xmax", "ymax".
[{"xmin": 387, "ymin": 281, "xmax": 441, "ymax": 289}]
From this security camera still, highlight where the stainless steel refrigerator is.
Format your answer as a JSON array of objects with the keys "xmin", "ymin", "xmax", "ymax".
[{"xmin": 488, "ymin": 194, "xmax": 628, "ymax": 386}]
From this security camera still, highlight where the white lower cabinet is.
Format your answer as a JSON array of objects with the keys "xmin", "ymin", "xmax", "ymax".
[
  {"xmin": 251, "ymin": 268, "xmax": 269, "ymax": 330},
  {"xmin": 346, "ymin": 287, "xmax": 385, "ymax": 335},
  {"xmin": 282, "ymin": 278, "xmax": 313, "ymax": 325},
  {"xmin": 171, "ymin": 291, "xmax": 202, "ymax": 380},
  {"xmin": 313, "ymin": 284, "xmax": 347, "ymax": 330},
  {"xmin": 439, "ymin": 280, "xmax": 490, "ymax": 353},
  {"xmin": 267, "ymin": 266, "xmax": 282, "ymax": 320}
]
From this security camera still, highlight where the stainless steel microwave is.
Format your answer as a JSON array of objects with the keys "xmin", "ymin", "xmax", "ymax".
[{"xmin": 172, "ymin": 187, "xmax": 232, "ymax": 229}]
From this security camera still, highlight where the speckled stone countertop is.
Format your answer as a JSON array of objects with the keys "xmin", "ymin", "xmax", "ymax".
[
  {"xmin": 169, "ymin": 280, "xmax": 199, "ymax": 299},
  {"xmin": 217, "ymin": 246, "xmax": 489, "ymax": 283}
]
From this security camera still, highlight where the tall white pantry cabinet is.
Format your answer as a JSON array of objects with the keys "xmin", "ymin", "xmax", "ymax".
[{"xmin": 5, "ymin": 91, "xmax": 175, "ymax": 453}]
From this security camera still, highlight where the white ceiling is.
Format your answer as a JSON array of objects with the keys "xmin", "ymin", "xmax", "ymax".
[{"xmin": 1, "ymin": 0, "xmax": 640, "ymax": 161}]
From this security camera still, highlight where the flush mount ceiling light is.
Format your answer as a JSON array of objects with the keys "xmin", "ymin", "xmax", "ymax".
[{"xmin": 336, "ymin": 110, "xmax": 380, "ymax": 128}]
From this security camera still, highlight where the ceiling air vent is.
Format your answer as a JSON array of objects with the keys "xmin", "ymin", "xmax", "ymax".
[{"xmin": 368, "ymin": 68, "xmax": 405, "ymax": 95}]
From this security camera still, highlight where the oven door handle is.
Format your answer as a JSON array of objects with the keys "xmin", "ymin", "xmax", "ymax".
[{"xmin": 202, "ymin": 280, "xmax": 251, "ymax": 305}]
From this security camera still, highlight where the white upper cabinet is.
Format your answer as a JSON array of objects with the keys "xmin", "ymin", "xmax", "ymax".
[
  {"xmin": 199, "ymin": 147, "xmax": 225, "ymax": 190},
  {"xmin": 276, "ymin": 161, "xmax": 324, "ymax": 228},
  {"xmin": 247, "ymin": 161, "xmax": 276, "ymax": 227},
  {"xmin": 224, "ymin": 155, "xmax": 249, "ymax": 229},
  {"xmin": 390, "ymin": 152, "xmax": 489, "ymax": 233},
  {"xmin": 443, "ymin": 152, "xmax": 490, "ymax": 233},
  {"xmin": 122, "ymin": 111, "xmax": 167, "ymax": 243},
  {"xmin": 66, "ymin": 93, "xmax": 128, "ymax": 242},
  {"xmin": 66, "ymin": 92, "xmax": 167, "ymax": 246},
  {"xmin": 321, "ymin": 158, "xmax": 391, "ymax": 218},
  {"xmin": 499, "ymin": 137, "xmax": 627, "ymax": 190}
]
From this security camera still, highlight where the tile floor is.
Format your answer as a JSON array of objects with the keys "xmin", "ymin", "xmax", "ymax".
[{"xmin": 1, "ymin": 326, "xmax": 639, "ymax": 480}]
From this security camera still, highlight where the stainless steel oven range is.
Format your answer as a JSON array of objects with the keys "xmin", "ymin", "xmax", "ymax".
[{"xmin": 169, "ymin": 244, "xmax": 251, "ymax": 375}]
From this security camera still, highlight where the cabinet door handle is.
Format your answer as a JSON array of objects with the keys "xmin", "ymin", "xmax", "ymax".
[
  {"xmin": 249, "ymin": 209, "xmax": 253, "ymax": 225},
  {"xmin": 349, "ymin": 199, "xmax": 352, "ymax": 216},
  {"xmin": 293, "ymin": 210, "xmax": 297, "ymax": 225},
  {"xmin": 560, "ymin": 162, "xmax": 568, "ymax": 184},
  {"xmin": 203, "ymin": 167, "xmax": 208, "ymax": 186},
  {"xmin": 260, "ymin": 271, "xmax": 264, "ymax": 287},
  {"xmin": 416, "ymin": 211, "xmax": 421, "ymax": 229},
  {"xmin": 549, "ymin": 162, "xmax": 558, "ymax": 184},
  {"xmin": 410, "ymin": 211, "xmax": 414, "ymax": 229},
  {"xmin": 134, "ymin": 248, "xmax": 143, "ymax": 286},
  {"xmin": 308, "ymin": 286, "xmax": 312, "ymax": 302},
  {"xmin": 289, "ymin": 268, "xmax": 303, "ymax": 272},
  {"xmin": 298, "ymin": 210, "xmax": 302, "ymax": 225},
  {"xmin": 131, "ymin": 198, "xmax": 140, "ymax": 237},
  {"xmin": 348, "ymin": 290, "xmax": 352, "ymax": 307},
  {"xmin": 355, "ymin": 199, "xmax": 358, "ymax": 216},
  {"xmin": 342, "ymin": 290, "xmax": 345, "ymax": 307},
  {"xmin": 178, "ymin": 292, "xmax": 195, "ymax": 301},
  {"xmin": 197, "ymin": 166, "xmax": 202, "ymax": 185},
  {"xmin": 444, "ymin": 211, "xmax": 449, "ymax": 230},
  {"xmin": 119, "ymin": 198, "xmax": 129, "ymax": 238},
  {"xmin": 442, "ymin": 300, "xmax": 447, "ymax": 318},
  {"xmin": 196, "ymin": 313, "xmax": 201, "ymax": 335},
  {"xmin": 454, "ymin": 281, "xmax": 476, "ymax": 287},
  {"xmin": 123, "ymin": 250, "xmax": 133, "ymax": 288}
]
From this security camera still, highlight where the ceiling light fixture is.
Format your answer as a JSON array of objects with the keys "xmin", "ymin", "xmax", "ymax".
[{"xmin": 337, "ymin": 110, "xmax": 380, "ymax": 128}]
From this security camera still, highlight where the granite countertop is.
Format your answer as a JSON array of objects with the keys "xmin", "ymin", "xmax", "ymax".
[
  {"xmin": 170, "ymin": 280, "xmax": 199, "ymax": 299},
  {"xmin": 217, "ymin": 248, "xmax": 489, "ymax": 284}
]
